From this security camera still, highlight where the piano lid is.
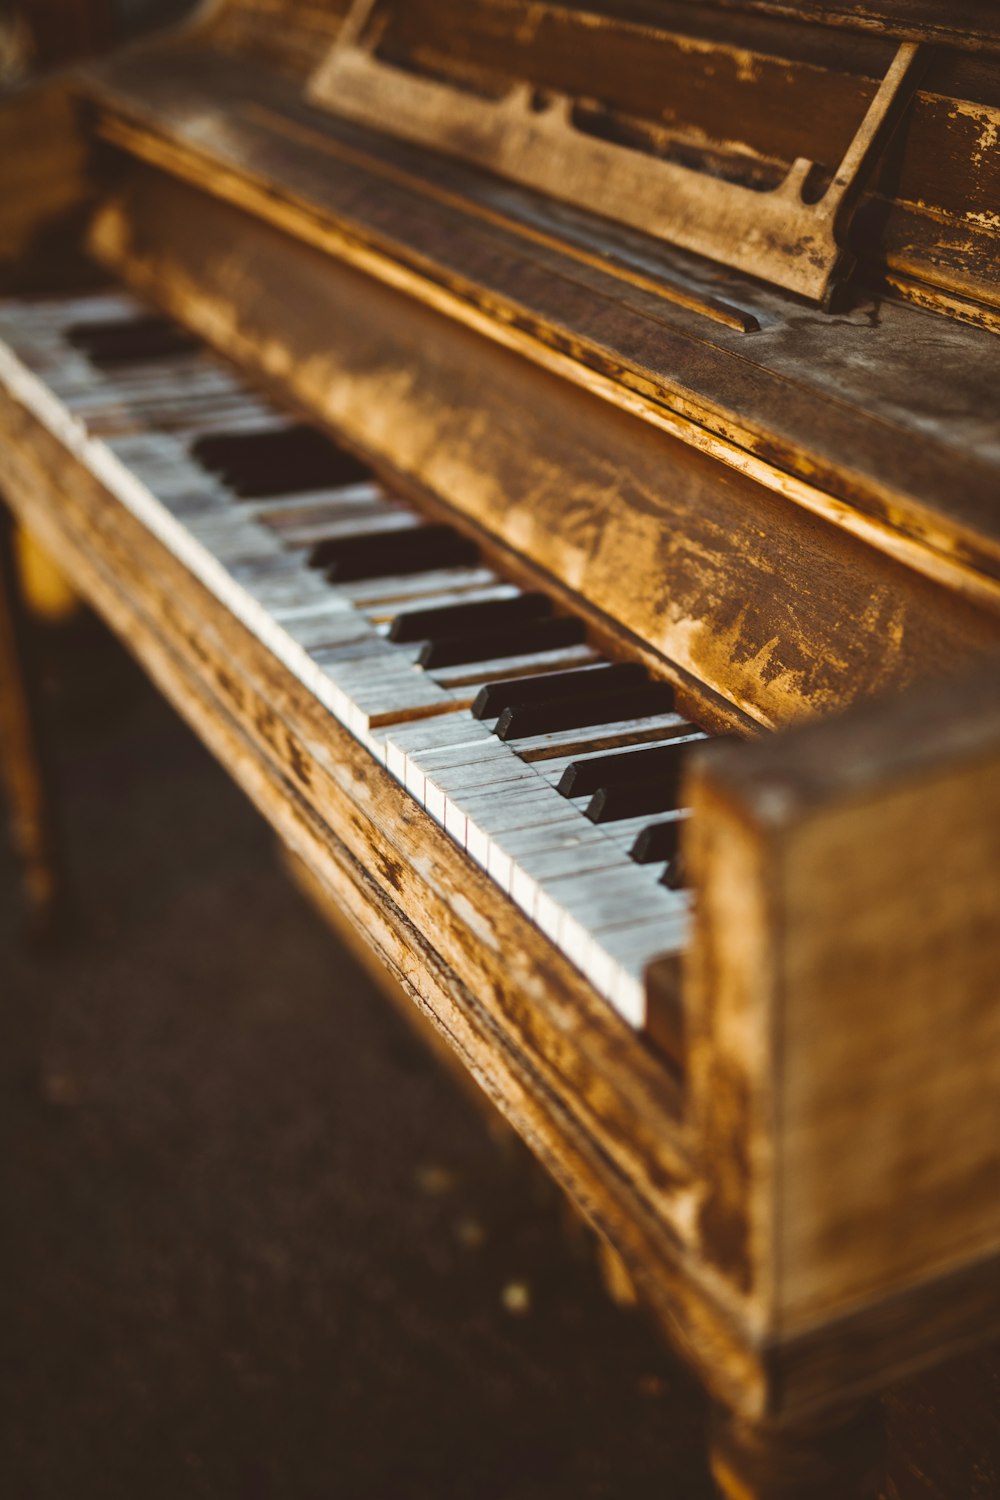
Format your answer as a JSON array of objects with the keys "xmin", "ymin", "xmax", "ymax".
[{"xmin": 309, "ymin": 0, "xmax": 1000, "ymax": 316}]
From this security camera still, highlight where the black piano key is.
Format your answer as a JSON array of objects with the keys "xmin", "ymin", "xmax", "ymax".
[
  {"xmin": 313, "ymin": 524, "xmax": 479, "ymax": 582},
  {"xmin": 68, "ymin": 315, "xmax": 201, "ymax": 368},
  {"xmin": 418, "ymin": 615, "xmax": 585, "ymax": 670},
  {"xmin": 472, "ymin": 661, "xmax": 645, "ymax": 721},
  {"xmin": 192, "ymin": 424, "xmax": 370, "ymax": 498},
  {"xmin": 389, "ymin": 591, "xmax": 551, "ymax": 644},
  {"xmin": 557, "ymin": 737, "xmax": 698, "ymax": 798},
  {"xmin": 659, "ymin": 853, "xmax": 687, "ymax": 890},
  {"xmin": 629, "ymin": 819, "xmax": 683, "ymax": 865},
  {"xmin": 496, "ymin": 681, "xmax": 675, "ymax": 741},
  {"xmin": 585, "ymin": 765, "xmax": 688, "ymax": 823}
]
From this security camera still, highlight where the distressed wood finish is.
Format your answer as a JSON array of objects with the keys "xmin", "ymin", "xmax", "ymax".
[
  {"xmin": 203, "ymin": 0, "xmax": 352, "ymax": 72},
  {"xmin": 0, "ymin": 375, "xmax": 779, "ymax": 1424},
  {"xmin": 5, "ymin": 324, "xmax": 1000, "ymax": 1491},
  {"xmin": 85, "ymin": 169, "xmax": 1000, "ymax": 734},
  {"xmin": 308, "ymin": 0, "xmax": 1000, "ymax": 319},
  {"xmin": 0, "ymin": 503, "xmax": 64, "ymax": 937},
  {"xmin": 687, "ymin": 657, "xmax": 1000, "ymax": 1422},
  {"xmin": 72, "ymin": 47, "xmax": 1000, "ymax": 596},
  {"xmin": 0, "ymin": 81, "xmax": 97, "ymax": 291},
  {"xmin": 2, "ymin": 5, "xmax": 1000, "ymax": 1493},
  {"xmin": 314, "ymin": 7, "xmax": 924, "ymax": 305}
]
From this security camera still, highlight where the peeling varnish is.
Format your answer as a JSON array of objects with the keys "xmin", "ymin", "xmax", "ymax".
[{"xmin": 90, "ymin": 125, "xmax": 1000, "ymax": 623}]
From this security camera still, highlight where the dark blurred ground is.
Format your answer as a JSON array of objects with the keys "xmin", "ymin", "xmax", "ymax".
[
  {"xmin": 4, "ymin": 615, "xmax": 1000, "ymax": 1500},
  {"xmin": 0, "ymin": 614, "xmax": 715, "ymax": 1500}
]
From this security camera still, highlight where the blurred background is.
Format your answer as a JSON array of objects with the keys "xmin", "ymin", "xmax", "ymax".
[{"xmin": 0, "ymin": 0, "xmax": 193, "ymax": 76}]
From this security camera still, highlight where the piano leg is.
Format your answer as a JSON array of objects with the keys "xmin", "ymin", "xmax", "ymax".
[
  {"xmin": 708, "ymin": 1398, "xmax": 886, "ymax": 1500},
  {"xmin": 0, "ymin": 501, "xmax": 64, "ymax": 941}
]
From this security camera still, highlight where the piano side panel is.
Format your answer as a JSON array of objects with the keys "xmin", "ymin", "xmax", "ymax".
[
  {"xmin": 688, "ymin": 665, "xmax": 1000, "ymax": 1411},
  {"xmin": 89, "ymin": 168, "xmax": 1000, "ymax": 734}
]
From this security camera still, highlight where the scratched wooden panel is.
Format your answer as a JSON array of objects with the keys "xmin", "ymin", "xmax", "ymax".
[
  {"xmin": 0, "ymin": 81, "xmax": 98, "ymax": 291},
  {"xmin": 204, "ymin": 0, "xmax": 352, "ymax": 71},
  {"xmin": 88, "ymin": 168, "xmax": 1000, "ymax": 732},
  {"xmin": 74, "ymin": 42, "xmax": 1000, "ymax": 586},
  {"xmin": 690, "ymin": 664, "xmax": 1000, "ymax": 1349},
  {"xmin": 0, "ymin": 375, "xmax": 775, "ymax": 1423},
  {"xmin": 370, "ymin": 0, "xmax": 893, "ymax": 169},
  {"xmin": 354, "ymin": 0, "xmax": 1000, "ymax": 312}
]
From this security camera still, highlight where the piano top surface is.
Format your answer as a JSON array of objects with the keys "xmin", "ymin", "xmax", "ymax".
[{"xmin": 73, "ymin": 33, "xmax": 1000, "ymax": 599}]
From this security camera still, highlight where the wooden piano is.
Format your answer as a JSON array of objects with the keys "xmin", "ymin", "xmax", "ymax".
[{"xmin": 1, "ymin": 1, "xmax": 999, "ymax": 1493}]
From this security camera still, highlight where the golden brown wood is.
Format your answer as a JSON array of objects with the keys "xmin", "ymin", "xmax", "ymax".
[
  {"xmin": 710, "ymin": 1400, "xmax": 885, "ymax": 1500},
  {"xmin": 85, "ymin": 169, "xmax": 1000, "ymax": 734},
  {"xmin": 0, "ymin": 80, "xmax": 97, "ymax": 292},
  {"xmin": 0, "ymin": 377, "xmax": 777, "ymax": 1424},
  {"xmin": 313, "ymin": 8, "xmax": 923, "ymax": 306},
  {"xmin": 1, "ymin": 8, "xmax": 1000, "ymax": 1491},
  {"xmin": 302, "ymin": 0, "xmax": 1000, "ymax": 319},
  {"xmin": 73, "ymin": 49, "xmax": 1000, "ymax": 605},
  {"xmin": 687, "ymin": 659, "xmax": 1000, "ymax": 1415},
  {"xmin": 0, "ymin": 503, "xmax": 63, "ymax": 938}
]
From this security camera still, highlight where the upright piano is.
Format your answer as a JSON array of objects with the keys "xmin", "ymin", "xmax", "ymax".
[{"xmin": 1, "ymin": 2, "xmax": 999, "ymax": 1493}]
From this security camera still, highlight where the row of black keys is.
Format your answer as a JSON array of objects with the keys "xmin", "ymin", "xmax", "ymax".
[
  {"xmin": 69, "ymin": 317, "xmax": 706, "ymax": 885},
  {"xmin": 191, "ymin": 424, "xmax": 700, "ymax": 884}
]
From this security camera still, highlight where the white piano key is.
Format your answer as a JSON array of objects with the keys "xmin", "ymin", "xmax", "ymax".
[
  {"xmin": 334, "ymin": 566, "xmax": 498, "ymax": 607},
  {"xmin": 272, "ymin": 508, "xmax": 423, "ymax": 547},
  {"xmin": 456, "ymin": 787, "xmax": 583, "ymax": 868},
  {"xmin": 595, "ymin": 809, "xmax": 691, "ymax": 853},
  {"xmin": 382, "ymin": 713, "xmax": 494, "ymax": 780},
  {"xmin": 536, "ymin": 867, "xmax": 672, "ymax": 958},
  {"xmin": 508, "ymin": 711, "xmax": 695, "ymax": 762},
  {"xmin": 533, "ymin": 731, "xmax": 707, "ymax": 787},
  {"xmin": 180, "ymin": 405, "xmax": 287, "ymax": 434},
  {"xmin": 230, "ymin": 564, "xmax": 334, "ymax": 614},
  {"xmin": 275, "ymin": 609, "xmax": 365, "ymax": 651},
  {"xmin": 0, "ymin": 292, "xmax": 714, "ymax": 1038},
  {"xmin": 363, "ymin": 581, "xmax": 521, "ymax": 624},
  {"xmin": 61, "ymin": 369, "xmax": 240, "ymax": 411},
  {"xmin": 404, "ymin": 738, "xmax": 517, "ymax": 805},
  {"xmin": 494, "ymin": 833, "xmax": 621, "ymax": 908},
  {"xmin": 278, "ymin": 609, "xmax": 368, "ymax": 654},
  {"xmin": 103, "ymin": 431, "xmax": 193, "ymax": 467},
  {"xmin": 183, "ymin": 516, "xmax": 278, "ymax": 567},
  {"xmin": 254, "ymin": 483, "xmax": 393, "ymax": 526},
  {"xmin": 584, "ymin": 911, "xmax": 691, "ymax": 1025},
  {"xmin": 323, "ymin": 655, "xmax": 460, "ymax": 733},
  {"xmin": 422, "ymin": 754, "xmax": 539, "ymax": 825},
  {"xmin": 429, "ymin": 643, "xmax": 600, "ymax": 689}
]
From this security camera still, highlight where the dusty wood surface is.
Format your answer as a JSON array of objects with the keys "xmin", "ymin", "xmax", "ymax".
[
  {"xmin": 84, "ymin": 168, "xmax": 1000, "ymax": 736},
  {"xmin": 203, "ymin": 0, "xmax": 352, "ymax": 72},
  {"xmin": 3, "ymin": 8, "xmax": 1000, "ymax": 1477},
  {"xmin": 0, "ymin": 503, "xmax": 64, "ymax": 937},
  {"xmin": 0, "ymin": 80, "xmax": 98, "ymax": 291},
  {"xmin": 73, "ymin": 45, "xmax": 1000, "ymax": 596},
  {"xmin": 0, "ymin": 375, "xmax": 784, "ymax": 1423},
  {"xmin": 314, "ymin": 8, "xmax": 924, "ymax": 305},
  {"xmin": 4, "ymin": 315, "xmax": 1000, "ymax": 1440},
  {"xmin": 711, "ymin": 1399, "xmax": 885, "ymax": 1499},
  {"xmin": 688, "ymin": 661, "xmax": 1000, "ymax": 1415}
]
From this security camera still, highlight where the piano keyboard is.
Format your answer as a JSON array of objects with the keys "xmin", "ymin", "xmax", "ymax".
[{"xmin": 0, "ymin": 289, "xmax": 720, "ymax": 1030}]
